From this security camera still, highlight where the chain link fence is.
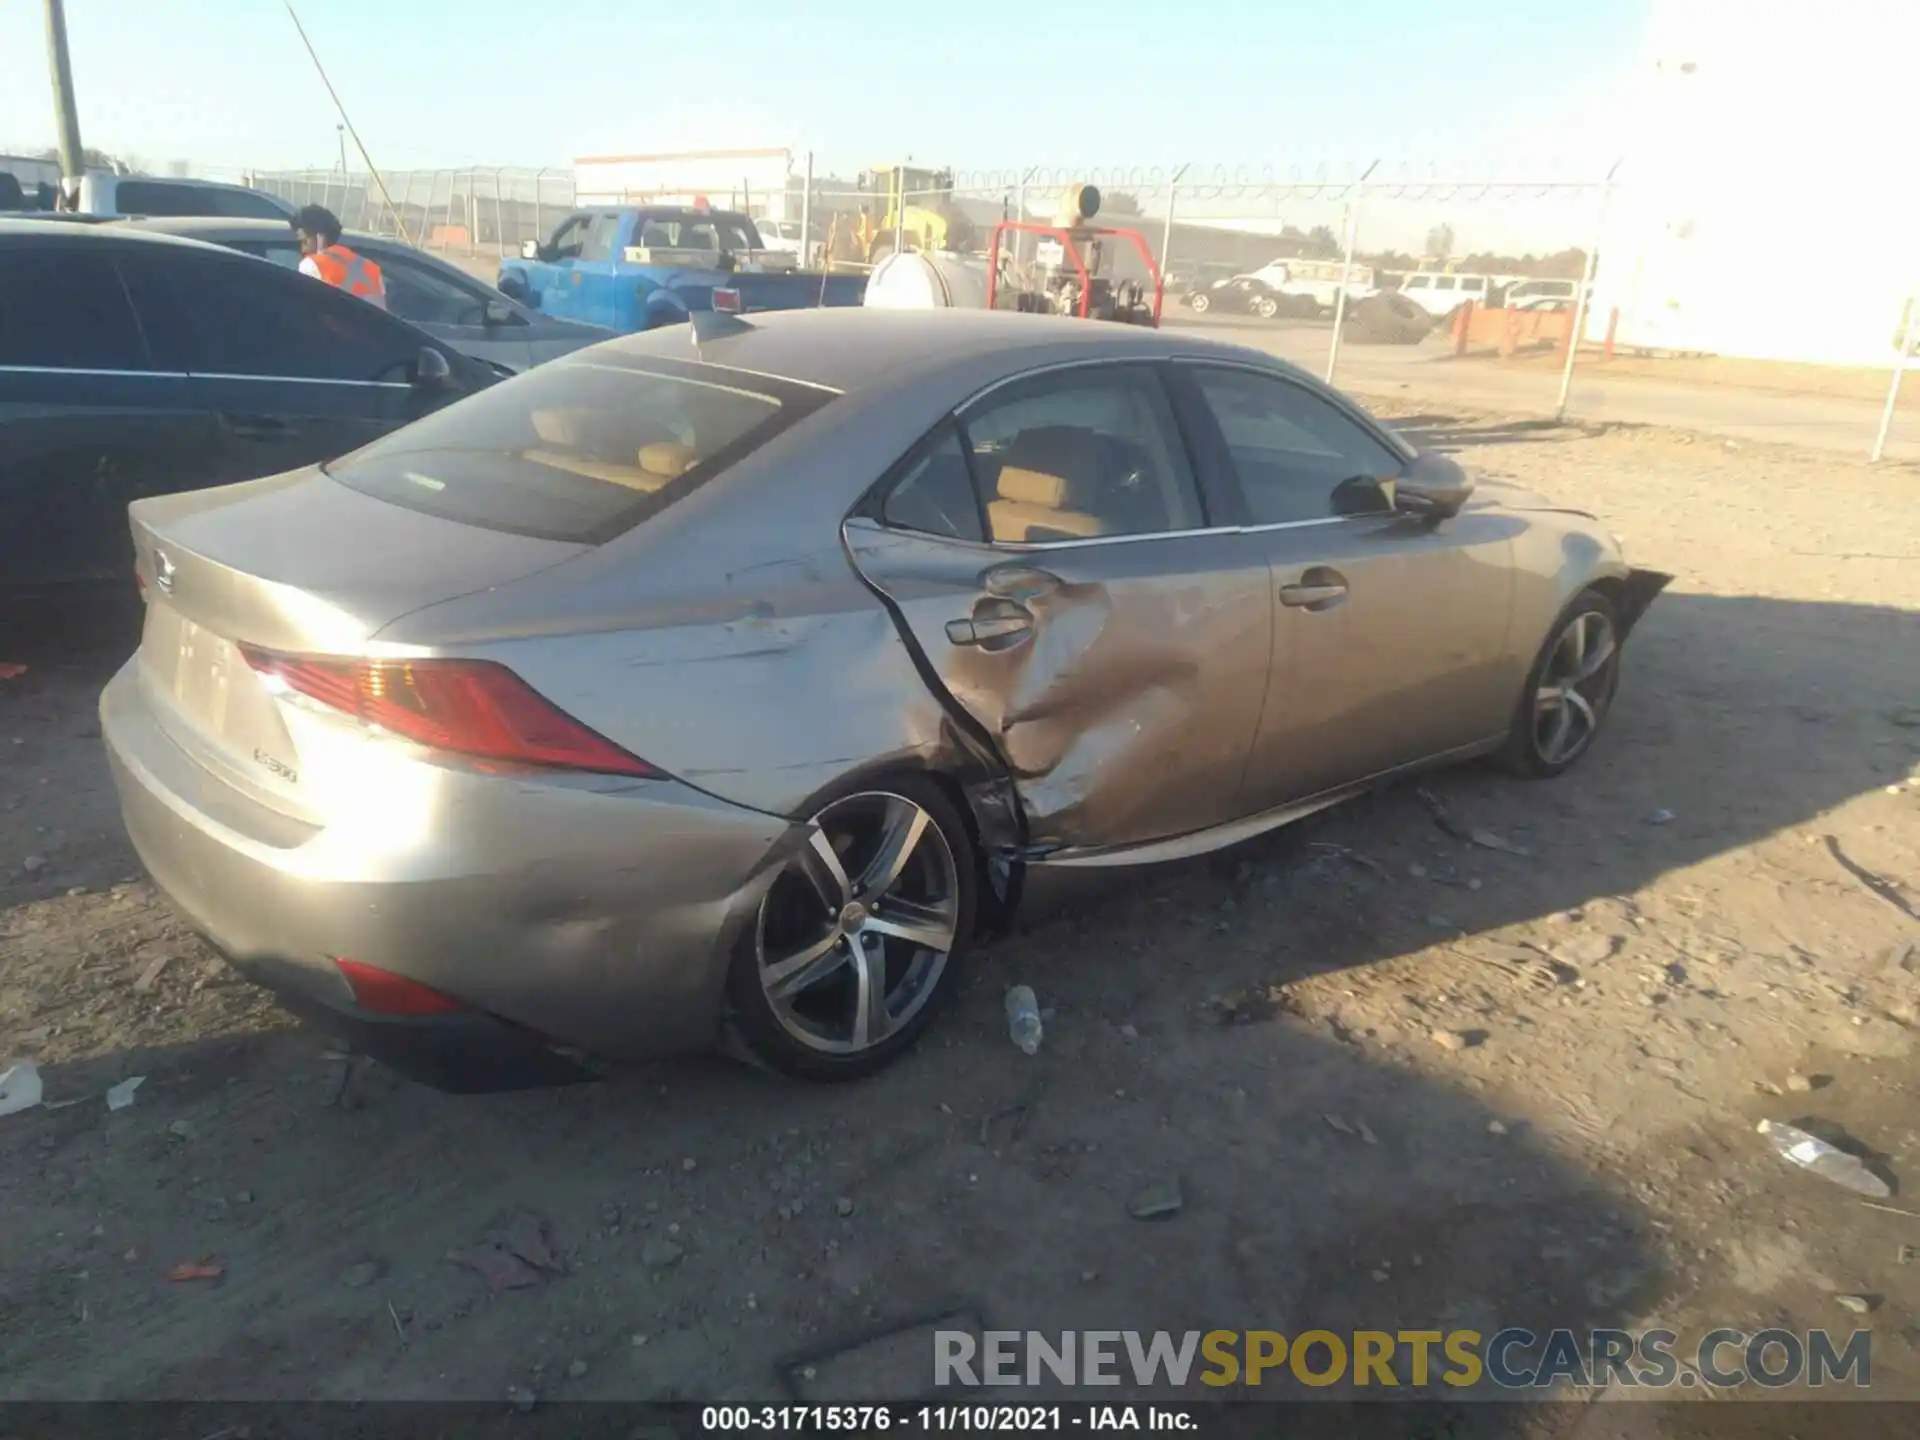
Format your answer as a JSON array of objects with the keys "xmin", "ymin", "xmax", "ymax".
[
  {"xmin": 75, "ymin": 152, "xmax": 1915, "ymax": 463},
  {"xmin": 251, "ymin": 167, "xmax": 577, "ymax": 257}
]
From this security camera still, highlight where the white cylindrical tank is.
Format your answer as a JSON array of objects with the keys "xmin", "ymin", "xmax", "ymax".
[{"xmin": 863, "ymin": 252, "xmax": 991, "ymax": 311}]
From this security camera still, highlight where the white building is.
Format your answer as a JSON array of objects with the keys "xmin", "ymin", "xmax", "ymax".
[
  {"xmin": 573, "ymin": 148, "xmax": 799, "ymax": 217},
  {"xmin": 1590, "ymin": 0, "xmax": 1920, "ymax": 365}
]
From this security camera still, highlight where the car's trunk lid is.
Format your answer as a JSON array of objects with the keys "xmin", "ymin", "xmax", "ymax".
[{"xmin": 129, "ymin": 467, "xmax": 589, "ymax": 818}]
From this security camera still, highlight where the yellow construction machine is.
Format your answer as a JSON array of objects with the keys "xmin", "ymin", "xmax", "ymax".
[{"xmin": 826, "ymin": 164, "xmax": 977, "ymax": 267}]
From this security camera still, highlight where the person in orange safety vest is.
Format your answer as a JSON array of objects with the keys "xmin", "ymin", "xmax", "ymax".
[{"xmin": 292, "ymin": 204, "xmax": 387, "ymax": 310}]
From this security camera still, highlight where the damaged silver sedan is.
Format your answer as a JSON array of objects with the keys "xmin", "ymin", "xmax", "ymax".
[{"xmin": 101, "ymin": 309, "xmax": 1667, "ymax": 1089}]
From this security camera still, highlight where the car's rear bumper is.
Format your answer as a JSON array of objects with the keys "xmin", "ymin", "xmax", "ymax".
[{"xmin": 100, "ymin": 659, "xmax": 801, "ymax": 1080}]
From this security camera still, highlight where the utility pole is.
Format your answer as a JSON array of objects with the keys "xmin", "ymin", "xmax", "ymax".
[
  {"xmin": 44, "ymin": 0, "xmax": 86, "ymax": 204},
  {"xmin": 336, "ymin": 124, "xmax": 348, "ymax": 175}
]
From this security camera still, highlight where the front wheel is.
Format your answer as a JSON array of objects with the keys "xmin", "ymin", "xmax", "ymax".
[
  {"xmin": 1253, "ymin": 296, "xmax": 1278, "ymax": 319},
  {"xmin": 1496, "ymin": 588, "xmax": 1622, "ymax": 778},
  {"xmin": 725, "ymin": 777, "xmax": 977, "ymax": 1081},
  {"xmin": 1188, "ymin": 292, "xmax": 1211, "ymax": 314}
]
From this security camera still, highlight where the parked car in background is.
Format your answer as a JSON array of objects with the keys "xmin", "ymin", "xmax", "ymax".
[
  {"xmin": 49, "ymin": 171, "xmax": 297, "ymax": 220},
  {"xmin": 1181, "ymin": 275, "xmax": 1313, "ymax": 319},
  {"xmin": 100, "ymin": 308, "xmax": 1667, "ymax": 1091},
  {"xmin": 1248, "ymin": 258, "xmax": 1376, "ymax": 314},
  {"xmin": 754, "ymin": 217, "xmax": 806, "ymax": 258},
  {"xmin": 1503, "ymin": 278, "xmax": 1580, "ymax": 312},
  {"xmin": 118, "ymin": 218, "xmax": 612, "ymax": 373},
  {"xmin": 497, "ymin": 206, "xmax": 866, "ymax": 332},
  {"xmin": 1399, "ymin": 271, "xmax": 1493, "ymax": 318},
  {"xmin": 0, "ymin": 219, "xmax": 495, "ymax": 590}
]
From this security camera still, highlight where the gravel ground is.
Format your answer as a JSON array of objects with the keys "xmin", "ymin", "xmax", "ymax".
[{"xmin": 2, "ymin": 409, "xmax": 1917, "ymax": 1413}]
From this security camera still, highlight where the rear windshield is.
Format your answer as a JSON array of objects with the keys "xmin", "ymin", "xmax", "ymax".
[
  {"xmin": 325, "ymin": 356, "xmax": 832, "ymax": 543},
  {"xmin": 633, "ymin": 215, "xmax": 760, "ymax": 253}
]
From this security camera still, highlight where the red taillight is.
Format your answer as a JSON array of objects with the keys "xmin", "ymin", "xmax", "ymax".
[
  {"xmin": 237, "ymin": 646, "xmax": 659, "ymax": 778},
  {"xmin": 335, "ymin": 958, "xmax": 468, "ymax": 1016},
  {"xmin": 711, "ymin": 287, "xmax": 742, "ymax": 314}
]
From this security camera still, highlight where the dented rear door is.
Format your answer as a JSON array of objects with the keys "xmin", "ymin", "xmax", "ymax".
[
  {"xmin": 843, "ymin": 363, "xmax": 1274, "ymax": 854},
  {"xmin": 847, "ymin": 519, "xmax": 1273, "ymax": 851}
]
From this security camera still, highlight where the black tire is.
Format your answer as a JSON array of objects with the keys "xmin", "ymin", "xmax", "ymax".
[
  {"xmin": 1495, "ymin": 587, "xmax": 1623, "ymax": 779},
  {"xmin": 1188, "ymin": 291, "xmax": 1210, "ymax": 314},
  {"xmin": 1253, "ymin": 296, "xmax": 1278, "ymax": 320},
  {"xmin": 725, "ymin": 774, "xmax": 977, "ymax": 1082}
]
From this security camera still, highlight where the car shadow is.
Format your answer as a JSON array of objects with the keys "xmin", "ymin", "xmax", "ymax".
[
  {"xmin": 1, "ymin": 590, "xmax": 1913, "ymax": 1410},
  {"xmin": 1012, "ymin": 589, "xmax": 1917, "ymax": 992},
  {"xmin": 1389, "ymin": 414, "xmax": 1577, "ymax": 451}
]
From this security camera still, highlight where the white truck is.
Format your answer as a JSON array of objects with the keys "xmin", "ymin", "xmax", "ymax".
[
  {"xmin": 1247, "ymin": 257, "xmax": 1376, "ymax": 314},
  {"xmin": 0, "ymin": 165, "xmax": 296, "ymax": 221}
]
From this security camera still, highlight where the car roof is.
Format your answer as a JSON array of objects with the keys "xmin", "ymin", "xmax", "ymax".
[
  {"xmin": 115, "ymin": 215, "xmax": 411, "ymax": 250},
  {"xmin": 0, "ymin": 216, "xmax": 248, "ymax": 253},
  {"xmin": 599, "ymin": 307, "xmax": 1286, "ymax": 395}
]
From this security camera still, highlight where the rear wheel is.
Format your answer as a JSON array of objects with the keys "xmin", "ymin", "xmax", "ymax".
[
  {"xmin": 1253, "ymin": 296, "xmax": 1279, "ymax": 319},
  {"xmin": 1496, "ymin": 589, "xmax": 1622, "ymax": 778},
  {"xmin": 1188, "ymin": 291, "xmax": 1211, "ymax": 314},
  {"xmin": 726, "ymin": 777, "xmax": 976, "ymax": 1081}
]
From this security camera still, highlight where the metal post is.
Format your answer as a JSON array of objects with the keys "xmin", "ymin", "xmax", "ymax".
[
  {"xmin": 398, "ymin": 170, "xmax": 417, "ymax": 244},
  {"xmin": 1556, "ymin": 160, "xmax": 1622, "ymax": 422},
  {"xmin": 1324, "ymin": 160, "xmax": 1379, "ymax": 384},
  {"xmin": 533, "ymin": 167, "xmax": 546, "ymax": 250},
  {"xmin": 43, "ymin": 0, "xmax": 85, "ymax": 204},
  {"xmin": 893, "ymin": 165, "xmax": 906, "ymax": 256},
  {"xmin": 336, "ymin": 123, "xmax": 347, "ymax": 175},
  {"xmin": 800, "ymin": 151, "xmax": 814, "ymax": 268},
  {"xmin": 492, "ymin": 168, "xmax": 506, "ymax": 257},
  {"xmin": 440, "ymin": 171, "xmax": 458, "ymax": 252},
  {"xmin": 1016, "ymin": 165, "xmax": 1039, "ymax": 268},
  {"xmin": 1873, "ymin": 297, "xmax": 1919, "ymax": 462},
  {"xmin": 1160, "ymin": 163, "xmax": 1191, "ymax": 291}
]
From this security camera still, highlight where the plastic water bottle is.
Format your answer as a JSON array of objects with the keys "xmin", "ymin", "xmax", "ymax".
[
  {"xmin": 1757, "ymin": 1119, "xmax": 1892, "ymax": 1198},
  {"xmin": 1005, "ymin": 986, "xmax": 1043, "ymax": 1056}
]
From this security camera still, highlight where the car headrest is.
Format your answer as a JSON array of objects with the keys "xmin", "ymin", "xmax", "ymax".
[
  {"xmin": 530, "ymin": 407, "xmax": 591, "ymax": 446},
  {"xmin": 637, "ymin": 442, "xmax": 698, "ymax": 479},
  {"xmin": 997, "ymin": 467, "xmax": 1072, "ymax": 507}
]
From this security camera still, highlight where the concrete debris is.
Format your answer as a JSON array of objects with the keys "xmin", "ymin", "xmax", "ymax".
[
  {"xmin": 341, "ymin": 1261, "xmax": 383, "ymax": 1290},
  {"xmin": 642, "ymin": 1238, "xmax": 686, "ymax": 1269}
]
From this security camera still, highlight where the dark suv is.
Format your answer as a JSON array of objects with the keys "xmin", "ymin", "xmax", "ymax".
[{"xmin": 0, "ymin": 219, "xmax": 496, "ymax": 589}]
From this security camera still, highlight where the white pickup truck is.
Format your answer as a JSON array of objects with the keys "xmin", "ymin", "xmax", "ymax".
[{"xmin": 1246, "ymin": 257, "xmax": 1376, "ymax": 314}]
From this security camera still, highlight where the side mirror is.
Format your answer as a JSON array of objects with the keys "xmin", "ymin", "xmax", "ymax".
[
  {"xmin": 1395, "ymin": 452, "xmax": 1474, "ymax": 519},
  {"xmin": 520, "ymin": 239, "xmax": 543, "ymax": 260},
  {"xmin": 482, "ymin": 301, "xmax": 524, "ymax": 328},
  {"xmin": 412, "ymin": 346, "xmax": 454, "ymax": 391}
]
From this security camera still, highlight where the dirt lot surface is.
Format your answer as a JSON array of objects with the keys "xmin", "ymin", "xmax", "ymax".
[{"xmin": 2, "ymin": 410, "xmax": 1918, "ymax": 1417}]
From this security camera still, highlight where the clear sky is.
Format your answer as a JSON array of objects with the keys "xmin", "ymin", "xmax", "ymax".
[{"xmin": 3, "ymin": 0, "xmax": 1651, "ymax": 179}]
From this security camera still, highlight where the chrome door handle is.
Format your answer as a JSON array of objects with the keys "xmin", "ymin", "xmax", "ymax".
[
  {"xmin": 1279, "ymin": 582, "xmax": 1348, "ymax": 609},
  {"xmin": 946, "ymin": 612, "xmax": 1033, "ymax": 646}
]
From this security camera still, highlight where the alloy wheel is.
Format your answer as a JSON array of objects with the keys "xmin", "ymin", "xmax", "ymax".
[
  {"xmin": 1531, "ymin": 609, "xmax": 1619, "ymax": 766},
  {"xmin": 756, "ymin": 792, "xmax": 960, "ymax": 1056}
]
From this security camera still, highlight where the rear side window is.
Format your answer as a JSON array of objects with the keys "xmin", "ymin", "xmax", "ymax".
[
  {"xmin": 0, "ymin": 247, "xmax": 151, "ymax": 370},
  {"xmin": 325, "ymin": 357, "xmax": 834, "ymax": 543},
  {"xmin": 116, "ymin": 181, "xmax": 286, "ymax": 220},
  {"xmin": 882, "ymin": 429, "xmax": 984, "ymax": 542},
  {"xmin": 119, "ymin": 248, "xmax": 421, "ymax": 382}
]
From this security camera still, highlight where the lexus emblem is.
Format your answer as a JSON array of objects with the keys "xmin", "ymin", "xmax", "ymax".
[{"xmin": 154, "ymin": 550, "xmax": 176, "ymax": 595}]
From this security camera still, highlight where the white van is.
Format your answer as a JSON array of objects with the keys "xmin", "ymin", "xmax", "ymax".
[{"xmin": 1398, "ymin": 271, "xmax": 1493, "ymax": 317}]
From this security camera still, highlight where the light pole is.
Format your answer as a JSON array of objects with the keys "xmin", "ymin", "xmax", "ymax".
[
  {"xmin": 336, "ymin": 124, "xmax": 347, "ymax": 174},
  {"xmin": 43, "ymin": 0, "xmax": 85, "ymax": 205}
]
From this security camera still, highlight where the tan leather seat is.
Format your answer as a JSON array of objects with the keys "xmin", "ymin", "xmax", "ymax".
[
  {"xmin": 521, "ymin": 410, "xmax": 701, "ymax": 493},
  {"xmin": 986, "ymin": 427, "xmax": 1110, "ymax": 542}
]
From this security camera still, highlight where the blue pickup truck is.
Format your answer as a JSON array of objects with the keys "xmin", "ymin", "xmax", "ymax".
[{"xmin": 497, "ymin": 205, "xmax": 867, "ymax": 333}]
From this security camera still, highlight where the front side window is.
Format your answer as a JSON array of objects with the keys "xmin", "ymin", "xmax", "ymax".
[
  {"xmin": 1461, "ymin": 277, "xmax": 1486, "ymax": 293},
  {"xmin": 1190, "ymin": 366, "xmax": 1403, "ymax": 525},
  {"xmin": 960, "ymin": 367, "xmax": 1204, "ymax": 544},
  {"xmin": 1434, "ymin": 276, "xmax": 1458, "ymax": 292},
  {"xmin": 377, "ymin": 253, "xmax": 491, "ymax": 326},
  {"xmin": 547, "ymin": 216, "xmax": 588, "ymax": 260},
  {"xmin": 120, "ymin": 249, "xmax": 420, "ymax": 382},
  {"xmin": 0, "ymin": 248, "xmax": 151, "ymax": 370},
  {"xmin": 326, "ymin": 357, "xmax": 832, "ymax": 543},
  {"xmin": 578, "ymin": 215, "xmax": 619, "ymax": 263}
]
